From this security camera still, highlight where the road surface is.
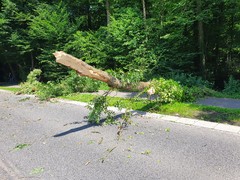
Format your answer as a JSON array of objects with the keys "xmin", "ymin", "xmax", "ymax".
[{"xmin": 0, "ymin": 91, "xmax": 240, "ymax": 180}]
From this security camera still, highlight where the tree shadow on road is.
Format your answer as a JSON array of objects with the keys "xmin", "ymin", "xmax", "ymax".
[
  {"xmin": 53, "ymin": 110, "xmax": 148, "ymax": 137},
  {"xmin": 53, "ymin": 123, "xmax": 94, "ymax": 137}
]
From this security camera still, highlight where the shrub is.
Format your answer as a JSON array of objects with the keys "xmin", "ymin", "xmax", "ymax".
[
  {"xmin": 20, "ymin": 69, "xmax": 42, "ymax": 94},
  {"xmin": 167, "ymin": 72, "xmax": 212, "ymax": 88},
  {"xmin": 108, "ymin": 69, "xmax": 144, "ymax": 90},
  {"xmin": 36, "ymin": 81, "xmax": 64, "ymax": 100},
  {"xmin": 20, "ymin": 70, "xmax": 101, "ymax": 100},
  {"xmin": 223, "ymin": 76, "xmax": 240, "ymax": 95},
  {"xmin": 181, "ymin": 86, "xmax": 203, "ymax": 102},
  {"xmin": 61, "ymin": 71, "xmax": 101, "ymax": 93},
  {"xmin": 151, "ymin": 78, "xmax": 183, "ymax": 103}
]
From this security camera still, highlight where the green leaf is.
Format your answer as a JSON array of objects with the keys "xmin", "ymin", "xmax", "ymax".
[
  {"xmin": 13, "ymin": 144, "xmax": 30, "ymax": 151},
  {"xmin": 30, "ymin": 167, "xmax": 44, "ymax": 175}
]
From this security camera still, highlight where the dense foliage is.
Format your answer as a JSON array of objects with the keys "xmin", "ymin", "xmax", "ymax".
[
  {"xmin": 0, "ymin": 0, "xmax": 240, "ymax": 91},
  {"xmin": 20, "ymin": 69, "xmax": 101, "ymax": 100}
]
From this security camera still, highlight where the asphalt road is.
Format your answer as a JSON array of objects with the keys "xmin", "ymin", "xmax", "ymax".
[
  {"xmin": 196, "ymin": 97, "xmax": 240, "ymax": 109},
  {"xmin": 0, "ymin": 91, "xmax": 240, "ymax": 180}
]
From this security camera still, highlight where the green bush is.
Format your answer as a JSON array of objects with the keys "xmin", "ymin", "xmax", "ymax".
[
  {"xmin": 20, "ymin": 69, "xmax": 42, "ymax": 94},
  {"xmin": 181, "ymin": 86, "xmax": 203, "ymax": 102},
  {"xmin": 36, "ymin": 81, "xmax": 64, "ymax": 100},
  {"xmin": 151, "ymin": 78, "xmax": 183, "ymax": 103},
  {"xmin": 167, "ymin": 72, "xmax": 212, "ymax": 88},
  {"xmin": 108, "ymin": 69, "xmax": 144, "ymax": 90},
  {"xmin": 223, "ymin": 76, "xmax": 240, "ymax": 95},
  {"xmin": 20, "ymin": 70, "xmax": 101, "ymax": 100},
  {"xmin": 37, "ymin": 72, "xmax": 101, "ymax": 100},
  {"xmin": 61, "ymin": 71, "xmax": 101, "ymax": 93}
]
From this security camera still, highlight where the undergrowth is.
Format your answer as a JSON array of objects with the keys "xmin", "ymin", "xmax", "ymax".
[{"xmin": 19, "ymin": 69, "xmax": 101, "ymax": 100}]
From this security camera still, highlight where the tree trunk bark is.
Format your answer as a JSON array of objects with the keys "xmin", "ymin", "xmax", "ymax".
[
  {"xmin": 142, "ymin": 0, "xmax": 147, "ymax": 21},
  {"xmin": 53, "ymin": 51, "xmax": 150, "ymax": 91},
  {"xmin": 106, "ymin": 0, "xmax": 111, "ymax": 25},
  {"xmin": 196, "ymin": 0, "xmax": 206, "ymax": 79},
  {"xmin": 8, "ymin": 63, "xmax": 16, "ymax": 82},
  {"xmin": 31, "ymin": 52, "xmax": 34, "ymax": 70},
  {"xmin": 87, "ymin": 0, "xmax": 92, "ymax": 29}
]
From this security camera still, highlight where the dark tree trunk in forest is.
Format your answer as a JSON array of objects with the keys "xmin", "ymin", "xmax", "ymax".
[
  {"xmin": 196, "ymin": 0, "xmax": 206, "ymax": 79},
  {"xmin": 31, "ymin": 52, "xmax": 34, "ymax": 70},
  {"xmin": 8, "ymin": 63, "xmax": 16, "ymax": 82},
  {"xmin": 87, "ymin": 0, "xmax": 92, "ymax": 29},
  {"xmin": 53, "ymin": 51, "xmax": 150, "ymax": 90},
  {"xmin": 106, "ymin": 0, "xmax": 111, "ymax": 25},
  {"xmin": 142, "ymin": 0, "xmax": 147, "ymax": 21},
  {"xmin": 228, "ymin": 14, "xmax": 234, "ymax": 63}
]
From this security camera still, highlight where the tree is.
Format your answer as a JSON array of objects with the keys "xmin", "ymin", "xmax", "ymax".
[
  {"xmin": 196, "ymin": 0, "xmax": 206, "ymax": 79},
  {"xmin": 28, "ymin": 2, "xmax": 79, "ymax": 80},
  {"xmin": 106, "ymin": 0, "xmax": 111, "ymax": 25}
]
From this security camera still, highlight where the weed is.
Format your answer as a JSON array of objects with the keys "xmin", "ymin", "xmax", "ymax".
[
  {"xmin": 30, "ymin": 167, "xmax": 44, "ymax": 175},
  {"xmin": 141, "ymin": 150, "xmax": 151, "ymax": 155},
  {"xmin": 13, "ymin": 144, "xmax": 30, "ymax": 151},
  {"xmin": 87, "ymin": 140, "xmax": 95, "ymax": 145},
  {"xmin": 128, "ymin": 136, "xmax": 133, "ymax": 139},
  {"xmin": 135, "ymin": 132, "xmax": 145, "ymax": 135},
  {"xmin": 165, "ymin": 128, "xmax": 170, "ymax": 132},
  {"xmin": 100, "ymin": 146, "xmax": 117, "ymax": 163}
]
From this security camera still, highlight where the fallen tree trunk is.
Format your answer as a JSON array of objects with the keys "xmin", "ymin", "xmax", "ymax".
[{"xmin": 53, "ymin": 51, "xmax": 150, "ymax": 91}]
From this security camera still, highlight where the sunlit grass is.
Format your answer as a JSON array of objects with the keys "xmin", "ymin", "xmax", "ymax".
[
  {"xmin": 0, "ymin": 86, "xmax": 20, "ymax": 92},
  {"xmin": 61, "ymin": 93, "xmax": 240, "ymax": 126}
]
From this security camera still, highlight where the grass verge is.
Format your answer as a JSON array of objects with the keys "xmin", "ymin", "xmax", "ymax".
[
  {"xmin": 0, "ymin": 86, "xmax": 20, "ymax": 93},
  {"xmin": 1, "ymin": 86, "xmax": 239, "ymax": 126},
  {"xmin": 61, "ymin": 93, "xmax": 240, "ymax": 126}
]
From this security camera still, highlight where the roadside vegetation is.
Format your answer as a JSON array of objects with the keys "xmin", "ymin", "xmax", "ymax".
[{"xmin": 1, "ymin": 69, "xmax": 239, "ymax": 126}]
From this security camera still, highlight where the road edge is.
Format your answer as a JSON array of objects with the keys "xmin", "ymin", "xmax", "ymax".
[
  {"xmin": 1, "ymin": 89, "xmax": 239, "ymax": 135},
  {"xmin": 57, "ymin": 99, "xmax": 240, "ymax": 135}
]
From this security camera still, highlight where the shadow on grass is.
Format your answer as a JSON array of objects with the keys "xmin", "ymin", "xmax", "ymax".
[
  {"xmin": 193, "ymin": 105, "xmax": 240, "ymax": 126},
  {"xmin": 136, "ymin": 101, "xmax": 240, "ymax": 126}
]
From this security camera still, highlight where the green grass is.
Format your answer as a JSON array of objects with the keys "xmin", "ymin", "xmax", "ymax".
[
  {"xmin": 0, "ymin": 86, "xmax": 20, "ymax": 93},
  {"xmin": 61, "ymin": 93, "xmax": 240, "ymax": 126},
  {"xmin": 99, "ymin": 82, "xmax": 110, "ymax": 90},
  {"xmin": 1, "ymin": 85, "xmax": 240, "ymax": 126}
]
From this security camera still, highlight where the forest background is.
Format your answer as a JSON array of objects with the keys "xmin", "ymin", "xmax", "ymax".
[{"xmin": 0, "ymin": 0, "xmax": 240, "ymax": 90}]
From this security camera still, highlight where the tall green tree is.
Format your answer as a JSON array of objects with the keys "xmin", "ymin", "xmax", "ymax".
[{"xmin": 28, "ymin": 2, "xmax": 79, "ymax": 80}]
